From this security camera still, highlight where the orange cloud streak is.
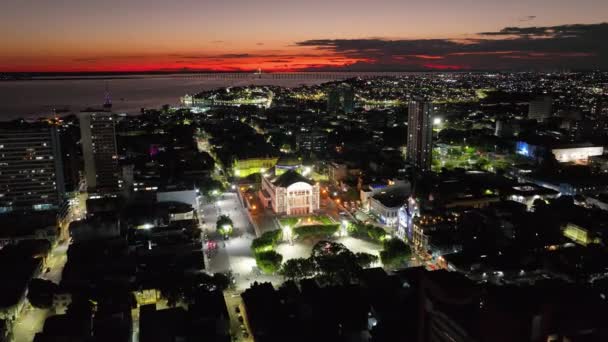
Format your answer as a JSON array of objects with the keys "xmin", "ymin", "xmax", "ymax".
[{"xmin": 0, "ymin": 54, "xmax": 368, "ymax": 73}]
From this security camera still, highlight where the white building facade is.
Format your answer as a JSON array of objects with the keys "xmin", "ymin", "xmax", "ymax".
[
  {"xmin": 552, "ymin": 146, "xmax": 604, "ymax": 163},
  {"xmin": 260, "ymin": 170, "xmax": 320, "ymax": 215}
]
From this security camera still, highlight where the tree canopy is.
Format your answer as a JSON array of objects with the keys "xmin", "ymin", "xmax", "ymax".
[
  {"xmin": 380, "ymin": 238, "xmax": 411, "ymax": 268},
  {"xmin": 27, "ymin": 278, "xmax": 59, "ymax": 309},
  {"xmin": 216, "ymin": 215, "xmax": 234, "ymax": 236}
]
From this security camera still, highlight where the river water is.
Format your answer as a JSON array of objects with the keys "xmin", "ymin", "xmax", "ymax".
[{"xmin": 0, "ymin": 74, "xmax": 334, "ymax": 120}]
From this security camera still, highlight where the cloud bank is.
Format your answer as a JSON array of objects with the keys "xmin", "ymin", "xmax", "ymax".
[{"xmin": 295, "ymin": 23, "xmax": 608, "ymax": 71}]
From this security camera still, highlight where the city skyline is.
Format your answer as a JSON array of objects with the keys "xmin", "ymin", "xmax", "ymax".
[{"xmin": 1, "ymin": 0, "xmax": 607, "ymax": 72}]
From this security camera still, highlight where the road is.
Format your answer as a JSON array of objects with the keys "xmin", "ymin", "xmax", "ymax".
[
  {"xmin": 11, "ymin": 306, "xmax": 47, "ymax": 342},
  {"xmin": 41, "ymin": 243, "xmax": 68, "ymax": 284},
  {"xmin": 200, "ymin": 192, "xmax": 255, "ymax": 273},
  {"xmin": 199, "ymin": 192, "xmax": 281, "ymax": 291},
  {"xmin": 250, "ymin": 207, "xmax": 280, "ymax": 235},
  {"xmin": 12, "ymin": 240, "xmax": 69, "ymax": 342},
  {"xmin": 11, "ymin": 193, "xmax": 80, "ymax": 342}
]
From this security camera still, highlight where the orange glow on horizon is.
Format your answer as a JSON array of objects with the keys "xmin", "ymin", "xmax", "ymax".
[{"xmin": 0, "ymin": 54, "xmax": 371, "ymax": 73}]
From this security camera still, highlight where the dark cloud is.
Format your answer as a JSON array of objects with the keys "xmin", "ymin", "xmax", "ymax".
[
  {"xmin": 256, "ymin": 42, "xmax": 264, "ymax": 46},
  {"xmin": 518, "ymin": 15, "xmax": 536, "ymax": 22},
  {"xmin": 296, "ymin": 23, "xmax": 608, "ymax": 70},
  {"xmin": 170, "ymin": 55, "xmax": 206, "ymax": 59},
  {"xmin": 169, "ymin": 52, "xmax": 334, "ymax": 61},
  {"xmin": 478, "ymin": 22, "xmax": 608, "ymax": 39}
]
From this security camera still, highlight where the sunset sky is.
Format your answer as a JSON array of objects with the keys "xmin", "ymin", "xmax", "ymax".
[{"xmin": 1, "ymin": 0, "xmax": 607, "ymax": 72}]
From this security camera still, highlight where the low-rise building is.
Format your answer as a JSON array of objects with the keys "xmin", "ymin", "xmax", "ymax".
[
  {"xmin": 69, "ymin": 215, "xmax": 121, "ymax": 243},
  {"xmin": 505, "ymin": 184, "xmax": 559, "ymax": 210},
  {"xmin": 233, "ymin": 156, "xmax": 279, "ymax": 178},
  {"xmin": 157, "ymin": 187, "xmax": 200, "ymax": 209},
  {"xmin": 562, "ymin": 222, "xmax": 601, "ymax": 246},
  {"xmin": 585, "ymin": 193, "xmax": 608, "ymax": 211},
  {"xmin": 552, "ymin": 145, "xmax": 604, "ymax": 163},
  {"xmin": 589, "ymin": 155, "xmax": 608, "ymax": 174},
  {"xmin": 328, "ymin": 162, "xmax": 361, "ymax": 185},
  {"xmin": 369, "ymin": 186, "xmax": 410, "ymax": 227},
  {"xmin": 516, "ymin": 141, "xmax": 603, "ymax": 164}
]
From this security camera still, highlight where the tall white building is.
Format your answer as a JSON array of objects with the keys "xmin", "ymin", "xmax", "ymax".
[
  {"xmin": 78, "ymin": 112, "xmax": 121, "ymax": 194},
  {"xmin": 407, "ymin": 99, "xmax": 433, "ymax": 171}
]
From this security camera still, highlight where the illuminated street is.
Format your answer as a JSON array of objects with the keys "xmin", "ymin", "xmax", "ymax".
[
  {"xmin": 12, "ymin": 306, "xmax": 48, "ymax": 342},
  {"xmin": 200, "ymin": 192, "xmax": 283, "ymax": 290},
  {"xmin": 41, "ymin": 242, "xmax": 69, "ymax": 284},
  {"xmin": 1, "ymin": 0, "xmax": 607, "ymax": 336},
  {"xmin": 12, "ymin": 240, "xmax": 69, "ymax": 342}
]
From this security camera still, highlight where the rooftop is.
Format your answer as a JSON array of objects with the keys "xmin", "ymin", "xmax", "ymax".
[
  {"xmin": 271, "ymin": 169, "xmax": 314, "ymax": 188},
  {"xmin": 372, "ymin": 186, "xmax": 410, "ymax": 208}
]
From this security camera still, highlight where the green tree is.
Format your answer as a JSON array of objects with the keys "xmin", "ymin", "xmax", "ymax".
[
  {"xmin": 475, "ymin": 158, "xmax": 491, "ymax": 170},
  {"xmin": 27, "ymin": 278, "xmax": 58, "ymax": 309},
  {"xmin": 366, "ymin": 225, "xmax": 387, "ymax": 242},
  {"xmin": 293, "ymin": 224, "xmax": 339, "ymax": 239},
  {"xmin": 355, "ymin": 252, "xmax": 379, "ymax": 268},
  {"xmin": 212, "ymin": 272, "xmax": 233, "ymax": 291},
  {"xmin": 281, "ymin": 258, "xmax": 316, "ymax": 279},
  {"xmin": 348, "ymin": 223, "xmax": 386, "ymax": 243},
  {"xmin": 255, "ymin": 251, "xmax": 283, "ymax": 274},
  {"xmin": 380, "ymin": 238, "xmax": 411, "ymax": 268},
  {"xmin": 311, "ymin": 241, "xmax": 360, "ymax": 284},
  {"xmin": 251, "ymin": 229, "xmax": 283, "ymax": 254},
  {"xmin": 216, "ymin": 215, "xmax": 234, "ymax": 237}
]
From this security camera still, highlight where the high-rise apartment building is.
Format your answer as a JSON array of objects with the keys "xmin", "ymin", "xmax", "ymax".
[
  {"xmin": 0, "ymin": 123, "xmax": 65, "ymax": 213},
  {"xmin": 78, "ymin": 112, "xmax": 121, "ymax": 194},
  {"xmin": 327, "ymin": 84, "xmax": 355, "ymax": 114},
  {"xmin": 406, "ymin": 99, "xmax": 433, "ymax": 171},
  {"xmin": 296, "ymin": 129, "xmax": 327, "ymax": 154},
  {"xmin": 528, "ymin": 95, "xmax": 553, "ymax": 122}
]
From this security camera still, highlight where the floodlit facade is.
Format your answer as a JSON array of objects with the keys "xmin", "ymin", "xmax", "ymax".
[
  {"xmin": 259, "ymin": 170, "xmax": 320, "ymax": 215},
  {"xmin": 551, "ymin": 146, "xmax": 604, "ymax": 163},
  {"xmin": 368, "ymin": 185, "xmax": 410, "ymax": 227},
  {"xmin": 233, "ymin": 157, "xmax": 278, "ymax": 178}
]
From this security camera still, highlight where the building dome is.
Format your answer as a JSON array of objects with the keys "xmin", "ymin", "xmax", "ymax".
[{"xmin": 271, "ymin": 170, "xmax": 313, "ymax": 188}]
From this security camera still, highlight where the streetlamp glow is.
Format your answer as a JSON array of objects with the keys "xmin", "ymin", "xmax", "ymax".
[
  {"xmin": 340, "ymin": 219, "xmax": 349, "ymax": 237},
  {"xmin": 283, "ymin": 225, "xmax": 292, "ymax": 244}
]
